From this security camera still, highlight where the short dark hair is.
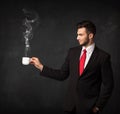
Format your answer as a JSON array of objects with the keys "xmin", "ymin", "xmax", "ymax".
[{"xmin": 76, "ymin": 20, "xmax": 96, "ymax": 36}]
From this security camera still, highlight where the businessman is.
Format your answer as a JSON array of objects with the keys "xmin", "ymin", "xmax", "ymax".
[{"xmin": 30, "ymin": 20, "xmax": 114, "ymax": 114}]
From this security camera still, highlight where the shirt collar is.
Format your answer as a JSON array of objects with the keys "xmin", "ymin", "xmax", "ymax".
[{"xmin": 82, "ymin": 43, "xmax": 95, "ymax": 54}]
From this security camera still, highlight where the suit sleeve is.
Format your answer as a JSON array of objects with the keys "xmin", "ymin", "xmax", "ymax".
[
  {"xmin": 39, "ymin": 49, "xmax": 70, "ymax": 81},
  {"xmin": 95, "ymin": 54, "xmax": 114, "ymax": 110}
]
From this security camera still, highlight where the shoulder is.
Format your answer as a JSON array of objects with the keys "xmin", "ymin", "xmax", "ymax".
[
  {"xmin": 96, "ymin": 46, "xmax": 111, "ymax": 59},
  {"xmin": 65, "ymin": 46, "xmax": 81, "ymax": 57}
]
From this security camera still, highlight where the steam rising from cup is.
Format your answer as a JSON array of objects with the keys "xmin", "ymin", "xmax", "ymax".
[{"xmin": 22, "ymin": 8, "xmax": 39, "ymax": 65}]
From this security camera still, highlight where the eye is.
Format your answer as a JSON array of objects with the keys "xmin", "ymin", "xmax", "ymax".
[{"xmin": 78, "ymin": 34, "xmax": 83, "ymax": 36}]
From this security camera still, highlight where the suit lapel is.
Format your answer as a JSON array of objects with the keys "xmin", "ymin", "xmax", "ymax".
[
  {"xmin": 73, "ymin": 46, "xmax": 99, "ymax": 77},
  {"xmin": 82, "ymin": 46, "xmax": 99, "ymax": 75},
  {"xmin": 73, "ymin": 46, "xmax": 82, "ymax": 76}
]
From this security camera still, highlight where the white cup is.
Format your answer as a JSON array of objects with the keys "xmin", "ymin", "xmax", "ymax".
[{"xmin": 22, "ymin": 57, "xmax": 30, "ymax": 65}]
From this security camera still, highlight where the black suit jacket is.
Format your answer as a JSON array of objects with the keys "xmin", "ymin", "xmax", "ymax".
[{"xmin": 40, "ymin": 46, "xmax": 114, "ymax": 114}]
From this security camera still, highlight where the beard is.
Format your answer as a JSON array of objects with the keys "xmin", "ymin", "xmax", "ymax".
[{"xmin": 79, "ymin": 39, "xmax": 90, "ymax": 47}]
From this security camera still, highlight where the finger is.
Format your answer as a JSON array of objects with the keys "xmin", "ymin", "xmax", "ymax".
[
  {"xmin": 31, "ymin": 57, "xmax": 36, "ymax": 59},
  {"xmin": 31, "ymin": 57, "xmax": 38, "ymax": 61},
  {"xmin": 30, "ymin": 59, "xmax": 36, "ymax": 63},
  {"xmin": 30, "ymin": 58, "xmax": 34, "ymax": 62},
  {"xmin": 30, "ymin": 62, "xmax": 34, "ymax": 65}
]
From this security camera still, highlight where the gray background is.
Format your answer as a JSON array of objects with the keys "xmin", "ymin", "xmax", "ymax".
[{"xmin": 0, "ymin": 0, "xmax": 120, "ymax": 114}]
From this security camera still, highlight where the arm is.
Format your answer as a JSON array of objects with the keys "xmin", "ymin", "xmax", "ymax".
[{"xmin": 30, "ymin": 49, "xmax": 70, "ymax": 81}]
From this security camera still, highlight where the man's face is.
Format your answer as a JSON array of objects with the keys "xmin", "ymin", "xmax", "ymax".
[{"xmin": 77, "ymin": 27, "xmax": 90, "ymax": 47}]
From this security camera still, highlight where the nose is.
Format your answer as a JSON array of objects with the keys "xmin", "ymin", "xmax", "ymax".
[{"xmin": 77, "ymin": 36, "xmax": 79, "ymax": 40}]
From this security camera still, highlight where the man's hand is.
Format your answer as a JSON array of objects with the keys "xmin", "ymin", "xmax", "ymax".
[
  {"xmin": 92, "ymin": 106, "xmax": 99, "ymax": 113},
  {"xmin": 30, "ymin": 57, "xmax": 43, "ymax": 71}
]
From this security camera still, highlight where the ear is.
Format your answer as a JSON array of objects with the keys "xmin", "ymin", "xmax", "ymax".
[{"xmin": 89, "ymin": 33, "xmax": 94, "ymax": 39}]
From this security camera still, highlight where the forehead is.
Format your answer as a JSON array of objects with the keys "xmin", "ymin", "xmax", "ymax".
[{"xmin": 77, "ymin": 27, "xmax": 87, "ymax": 33}]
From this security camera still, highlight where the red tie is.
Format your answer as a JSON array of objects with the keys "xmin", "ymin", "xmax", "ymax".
[{"xmin": 79, "ymin": 49, "xmax": 87, "ymax": 76}]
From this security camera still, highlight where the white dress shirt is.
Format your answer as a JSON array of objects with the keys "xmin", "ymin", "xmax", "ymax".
[{"xmin": 80, "ymin": 43, "xmax": 95, "ymax": 68}]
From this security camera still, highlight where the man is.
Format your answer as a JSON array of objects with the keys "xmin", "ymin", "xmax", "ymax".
[{"xmin": 30, "ymin": 20, "xmax": 114, "ymax": 114}]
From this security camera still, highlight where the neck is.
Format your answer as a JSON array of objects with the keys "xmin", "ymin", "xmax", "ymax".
[{"xmin": 84, "ymin": 41, "xmax": 94, "ymax": 48}]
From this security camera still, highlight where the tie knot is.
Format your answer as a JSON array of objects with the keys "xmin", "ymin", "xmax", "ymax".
[{"xmin": 83, "ymin": 49, "xmax": 87, "ymax": 53}]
